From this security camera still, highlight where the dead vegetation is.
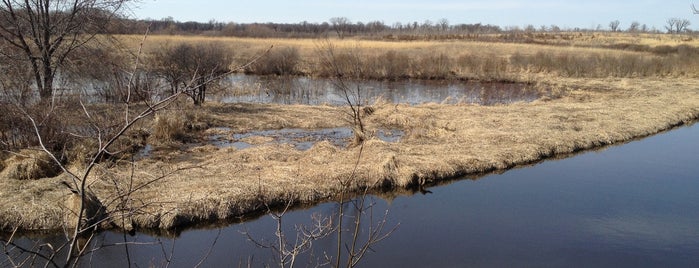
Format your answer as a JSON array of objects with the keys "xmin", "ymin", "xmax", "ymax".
[
  {"xmin": 121, "ymin": 33, "xmax": 699, "ymax": 82},
  {"xmin": 2, "ymin": 75, "xmax": 697, "ymax": 232},
  {"xmin": 2, "ymin": 32, "xmax": 699, "ymax": 233}
]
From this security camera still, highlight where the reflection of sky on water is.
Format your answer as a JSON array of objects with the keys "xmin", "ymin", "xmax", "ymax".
[
  {"xmin": 584, "ymin": 214, "xmax": 699, "ymax": 249},
  {"xmin": 207, "ymin": 127, "xmax": 404, "ymax": 150},
  {"xmin": 216, "ymin": 74, "xmax": 540, "ymax": 106}
]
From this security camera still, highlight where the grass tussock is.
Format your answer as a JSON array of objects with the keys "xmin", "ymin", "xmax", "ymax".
[
  {"xmin": 150, "ymin": 104, "xmax": 214, "ymax": 144},
  {"xmin": 151, "ymin": 112, "xmax": 187, "ymax": 143},
  {"xmin": 1, "ymin": 149, "xmax": 61, "ymax": 181}
]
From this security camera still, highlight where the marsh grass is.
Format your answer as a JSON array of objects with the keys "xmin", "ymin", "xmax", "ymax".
[
  {"xmin": 3, "ymin": 33, "xmax": 699, "ymax": 232},
  {"xmin": 151, "ymin": 110, "xmax": 186, "ymax": 141},
  {"xmin": 4, "ymin": 76, "xmax": 697, "ymax": 231},
  {"xmin": 122, "ymin": 33, "xmax": 699, "ymax": 83},
  {"xmin": 0, "ymin": 149, "xmax": 61, "ymax": 181}
]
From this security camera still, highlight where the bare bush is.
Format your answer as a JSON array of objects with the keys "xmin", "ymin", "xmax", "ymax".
[
  {"xmin": 317, "ymin": 40, "xmax": 367, "ymax": 144},
  {"xmin": 151, "ymin": 42, "xmax": 233, "ymax": 105},
  {"xmin": 248, "ymin": 47, "xmax": 301, "ymax": 75},
  {"xmin": 68, "ymin": 46, "xmax": 157, "ymax": 103},
  {"xmin": 0, "ymin": 55, "xmax": 34, "ymax": 107}
]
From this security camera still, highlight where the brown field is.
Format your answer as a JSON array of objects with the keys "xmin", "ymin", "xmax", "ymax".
[
  {"xmin": 119, "ymin": 32, "xmax": 699, "ymax": 80},
  {"xmin": 1, "ymin": 33, "xmax": 699, "ymax": 231}
]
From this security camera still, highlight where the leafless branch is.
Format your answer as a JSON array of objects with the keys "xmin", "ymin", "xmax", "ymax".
[{"xmin": 194, "ymin": 229, "xmax": 222, "ymax": 268}]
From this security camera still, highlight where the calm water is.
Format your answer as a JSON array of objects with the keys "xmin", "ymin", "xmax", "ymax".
[
  {"xmin": 6, "ymin": 124, "xmax": 699, "ymax": 267},
  {"xmin": 214, "ymin": 74, "xmax": 542, "ymax": 105}
]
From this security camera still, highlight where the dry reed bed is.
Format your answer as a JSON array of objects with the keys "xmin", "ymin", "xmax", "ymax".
[
  {"xmin": 2, "ymin": 77, "xmax": 698, "ymax": 231},
  {"xmin": 122, "ymin": 34, "xmax": 699, "ymax": 81}
]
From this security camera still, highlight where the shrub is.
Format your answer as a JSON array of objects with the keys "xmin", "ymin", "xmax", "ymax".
[
  {"xmin": 151, "ymin": 42, "xmax": 232, "ymax": 105},
  {"xmin": 248, "ymin": 47, "xmax": 300, "ymax": 75}
]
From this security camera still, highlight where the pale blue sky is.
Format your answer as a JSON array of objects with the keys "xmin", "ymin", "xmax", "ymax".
[{"xmin": 132, "ymin": 1, "xmax": 696, "ymax": 30}]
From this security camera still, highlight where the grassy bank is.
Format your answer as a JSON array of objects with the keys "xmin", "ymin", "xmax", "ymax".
[
  {"xmin": 1, "ymin": 75, "xmax": 698, "ymax": 231},
  {"xmin": 121, "ymin": 33, "xmax": 699, "ymax": 81}
]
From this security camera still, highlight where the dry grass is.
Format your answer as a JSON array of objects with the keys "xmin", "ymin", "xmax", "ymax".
[
  {"xmin": 0, "ymin": 149, "xmax": 61, "ymax": 181},
  {"xmin": 121, "ymin": 33, "xmax": 699, "ymax": 81},
  {"xmin": 2, "ymin": 75, "xmax": 698, "ymax": 231},
  {"xmin": 3, "ymin": 33, "xmax": 699, "ymax": 231}
]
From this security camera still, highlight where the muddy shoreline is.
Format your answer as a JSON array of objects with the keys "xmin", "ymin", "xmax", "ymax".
[{"xmin": 1, "ymin": 77, "xmax": 698, "ymax": 233}]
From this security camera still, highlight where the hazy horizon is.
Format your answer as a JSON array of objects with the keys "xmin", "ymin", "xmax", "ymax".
[{"xmin": 132, "ymin": 0, "xmax": 697, "ymax": 31}]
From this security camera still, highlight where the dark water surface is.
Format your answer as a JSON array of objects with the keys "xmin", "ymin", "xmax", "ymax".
[
  {"xmin": 215, "ymin": 74, "xmax": 542, "ymax": 105},
  {"xmin": 8, "ymin": 124, "xmax": 699, "ymax": 267}
]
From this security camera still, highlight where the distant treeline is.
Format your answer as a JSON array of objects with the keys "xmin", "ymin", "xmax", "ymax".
[
  {"xmin": 109, "ymin": 18, "xmax": 516, "ymax": 38},
  {"xmin": 107, "ymin": 17, "xmax": 691, "ymax": 40}
]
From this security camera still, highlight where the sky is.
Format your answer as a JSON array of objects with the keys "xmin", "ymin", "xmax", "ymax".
[{"xmin": 131, "ymin": 1, "xmax": 697, "ymax": 30}]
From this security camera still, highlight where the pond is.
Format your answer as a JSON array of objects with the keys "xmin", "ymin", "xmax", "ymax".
[
  {"xmin": 213, "ymin": 74, "xmax": 544, "ymax": 106},
  {"xmin": 6, "ymin": 123, "xmax": 697, "ymax": 267}
]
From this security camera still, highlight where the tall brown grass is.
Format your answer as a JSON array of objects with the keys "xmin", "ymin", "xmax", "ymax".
[
  {"xmin": 2, "ymin": 33, "xmax": 699, "ymax": 232},
  {"xmin": 2, "ymin": 76, "xmax": 699, "ymax": 231},
  {"xmin": 124, "ymin": 33, "xmax": 699, "ymax": 82}
]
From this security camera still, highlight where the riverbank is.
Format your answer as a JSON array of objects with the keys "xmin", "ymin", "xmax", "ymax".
[{"xmin": 1, "ymin": 76, "xmax": 698, "ymax": 231}]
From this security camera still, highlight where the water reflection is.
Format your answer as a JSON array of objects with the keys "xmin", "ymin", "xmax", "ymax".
[
  {"xmin": 214, "ymin": 74, "xmax": 542, "ymax": 106},
  {"xmin": 206, "ymin": 127, "xmax": 404, "ymax": 150}
]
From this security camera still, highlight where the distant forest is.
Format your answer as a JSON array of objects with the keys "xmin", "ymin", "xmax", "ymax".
[{"xmin": 109, "ymin": 17, "xmax": 688, "ymax": 39}]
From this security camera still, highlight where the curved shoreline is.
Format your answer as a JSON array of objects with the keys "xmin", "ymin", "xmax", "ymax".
[{"xmin": 1, "ymin": 77, "xmax": 698, "ymax": 232}]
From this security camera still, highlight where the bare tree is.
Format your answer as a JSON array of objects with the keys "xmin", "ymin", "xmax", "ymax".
[
  {"xmin": 627, "ymin": 21, "xmax": 641, "ymax": 33},
  {"xmin": 665, "ymin": 18, "xmax": 677, "ymax": 33},
  {"xmin": 438, "ymin": 18, "xmax": 449, "ymax": 32},
  {"xmin": 666, "ymin": 18, "xmax": 691, "ymax": 33},
  {"xmin": 676, "ymin": 18, "xmax": 691, "ymax": 33},
  {"xmin": 0, "ymin": 0, "xmax": 132, "ymax": 100},
  {"xmin": 609, "ymin": 20, "xmax": 621, "ymax": 32},
  {"xmin": 329, "ymin": 17, "xmax": 351, "ymax": 39}
]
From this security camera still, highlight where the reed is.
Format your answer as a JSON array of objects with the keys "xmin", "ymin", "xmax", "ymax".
[{"xmin": 121, "ymin": 33, "xmax": 699, "ymax": 81}]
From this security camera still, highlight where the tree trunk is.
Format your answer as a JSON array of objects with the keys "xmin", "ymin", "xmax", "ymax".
[{"xmin": 40, "ymin": 68, "xmax": 54, "ymax": 100}]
